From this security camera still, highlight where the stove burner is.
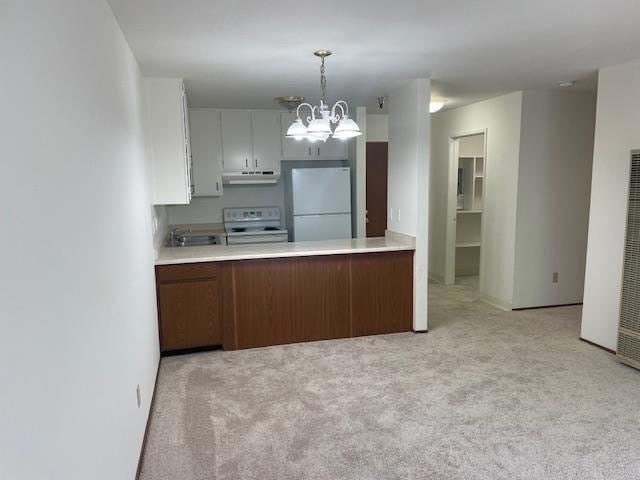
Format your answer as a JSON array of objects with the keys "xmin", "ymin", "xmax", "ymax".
[{"xmin": 232, "ymin": 227, "xmax": 246, "ymax": 233}]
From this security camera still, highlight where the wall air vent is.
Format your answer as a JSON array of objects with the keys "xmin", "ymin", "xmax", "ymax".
[{"xmin": 618, "ymin": 149, "xmax": 640, "ymax": 370}]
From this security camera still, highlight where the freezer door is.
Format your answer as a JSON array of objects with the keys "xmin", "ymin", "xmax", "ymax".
[
  {"xmin": 293, "ymin": 213, "xmax": 352, "ymax": 241},
  {"xmin": 292, "ymin": 167, "xmax": 351, "ymax": 215}
]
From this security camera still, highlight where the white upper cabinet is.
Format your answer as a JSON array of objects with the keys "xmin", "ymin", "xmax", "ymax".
[
  {"xmin": 316, "ymin": 137, "xmax": 348, "ymax": 160},
  {"xmin": 221, "ymin": 110, "xmax": 253, "ymax": 171},
  {"xmin": 145, "ymin": 78, "xmax": 193, "ymax": 205},
  {"xmin": 251, "ymin": 111, "xmax": 281, "ymax": 172},
  {"xmin": 189, "ymin": 109, "xmax": 223, "ymax": 196},
  {"xmin": 280, "ymin": 112, "xmax": 348, "ymax": 161}
]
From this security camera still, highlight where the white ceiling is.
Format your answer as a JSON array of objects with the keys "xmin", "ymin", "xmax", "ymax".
[{"xmin": 107, "ymin": 0, "xmax": 640, "ymax": 111}]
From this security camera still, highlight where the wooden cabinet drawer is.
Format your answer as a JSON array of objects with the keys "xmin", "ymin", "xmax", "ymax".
[{"xmin": 156, "ymin": 262, "xmax": 217, "ymax": 283}]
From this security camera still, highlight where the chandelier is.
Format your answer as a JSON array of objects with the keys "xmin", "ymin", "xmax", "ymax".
[{"xmin": 285, "ymin": 50, "xmax": 362, "ymax": 142}]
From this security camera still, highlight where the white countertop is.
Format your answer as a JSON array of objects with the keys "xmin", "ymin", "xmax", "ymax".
[{"xmin": 155, "ymin": 234, "xmax": 415, "ymax": 265}]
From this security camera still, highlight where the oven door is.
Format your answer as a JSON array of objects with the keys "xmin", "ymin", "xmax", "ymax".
[{"xmin": 226, "ymin": 233, "xmax": 288, "ymax": 245}]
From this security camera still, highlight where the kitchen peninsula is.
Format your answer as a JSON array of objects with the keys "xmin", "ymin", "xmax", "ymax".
[{"xmin": 155, "ymin": 234, "xmax": 415, "ymax": 352}]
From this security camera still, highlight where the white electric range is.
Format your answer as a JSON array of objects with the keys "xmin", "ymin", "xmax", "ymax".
[{"xmin": 223, "ymin": 207, "xmax": 288, "ymax": 245}]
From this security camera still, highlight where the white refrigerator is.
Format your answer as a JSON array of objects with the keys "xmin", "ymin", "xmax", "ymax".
[{"xmin": 292, "ymin": 167, "xmax": 352, "ymax": 241}]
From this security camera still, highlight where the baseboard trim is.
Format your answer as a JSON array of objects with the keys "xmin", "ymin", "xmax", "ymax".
[
  {"xmin": 479, "ymin": 293, "xmax": 512, "ymax": 311},
  {"xmin": 513, "ymin": 302, "xmax": 583, "ymax": 311},
  {"xmin": 413, "ymin": 329, "xmax": 428, "ymax": 334},
  {"xmin": 579, "ymin": 337, "xmax": 616, "ymax": 355},
  {"xmin": 135, "ymin": 359, "xmax": 161, "ymax": 480},
  {"xmin": 161, "ymin": 344, "xmax": 222, "ymax": 357},
  {"xmin": 428, "ymin": 272, "xmax": 444, "ymax": 284}
]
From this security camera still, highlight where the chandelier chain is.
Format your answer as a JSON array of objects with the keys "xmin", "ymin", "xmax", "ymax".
[{"xmin": 320, "ymin": 56, "xmax": 327, "ymax": 105}]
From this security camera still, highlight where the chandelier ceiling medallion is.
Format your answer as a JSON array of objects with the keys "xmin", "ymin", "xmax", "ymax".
[{"xmin": 285, "ymin": 50, "xmax": 362, "ymax": 142}]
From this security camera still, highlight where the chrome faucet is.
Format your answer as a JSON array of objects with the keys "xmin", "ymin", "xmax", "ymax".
[{"xmin": 168, "ymin": 227, "xmax": 191, "ymax": 247}]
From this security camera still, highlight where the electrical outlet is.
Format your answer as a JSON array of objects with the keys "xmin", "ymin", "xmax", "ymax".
[
  {"xmin": 136, "ymin": 384, "xmax": 141, "ymax": 408},
  {"xmin": 552, "ymin": 272, "xmax": 559, "ymax": 283}
]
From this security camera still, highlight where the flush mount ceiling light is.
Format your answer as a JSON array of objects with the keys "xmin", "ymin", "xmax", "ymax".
[
  {"xmin": 285, "ymin": 50, "xmax": 362, "ymax": 142},
  {"xmin": 274, "ymin": 96, "xmax": 305, "ymax": 112},
  {"xmin": 429, "ymin": 97, "xmax": 448, "ymax": 113}
]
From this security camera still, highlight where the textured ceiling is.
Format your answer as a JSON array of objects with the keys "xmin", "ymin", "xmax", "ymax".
[{"xmin": 108, "ymin": 0, "xmax": 640, "ymax": 111}]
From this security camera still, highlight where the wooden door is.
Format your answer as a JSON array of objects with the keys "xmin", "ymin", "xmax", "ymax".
[
  {"xmin": 221, "ymin": 110, "xmax": 253, "ymax": 171},
  {"xmin": 251, "ymin": 111, "xmax": 282, "ymax": 171},
  {"xmin": 366, "ymin": 142, "xmax": 388, "ymax": 237}
]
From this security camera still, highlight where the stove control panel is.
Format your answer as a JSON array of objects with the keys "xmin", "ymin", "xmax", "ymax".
[{"xmin": 223, "ymin": 207, "xmax": 281, "ymax": 223}]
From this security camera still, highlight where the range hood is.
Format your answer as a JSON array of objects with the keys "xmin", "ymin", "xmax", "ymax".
[{"xmin": 222, "ymin": 170, "xmax": 280, "ymax": 185}]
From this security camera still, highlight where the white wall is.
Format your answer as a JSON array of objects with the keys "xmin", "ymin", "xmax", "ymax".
[
  {"xmin": 388, "ymin": 79, "xmax": 430, "ymax": 331},
  {"xmin": 0, "ymin": 1, "xmax": 159, "ymax": 479},
  {"xmin": 513, "ymin": 90, "xmax": 596, "ymax": 308},
  {"xmin": 430, "ymin": 92, "xmax": 523, "ymax": 308},
  {"xmin": 168, "ymin": 183, "xmax": 285, "ymax": 225},
  {"xmin": 366, "ymin": 114, "xmax": 389, "ymax": 142},
  {"xmin": 582, "ymin": 59, "xmax": 640, "ymax": 351},
  {"xmin": 353, "ymin": 107, "xmax": 367, "ymax": 237}
]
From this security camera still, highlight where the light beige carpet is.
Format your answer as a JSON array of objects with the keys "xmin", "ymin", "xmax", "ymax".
[{"xmin": 139, "ymin": 277, "xmax": 640, "ymax": 479}]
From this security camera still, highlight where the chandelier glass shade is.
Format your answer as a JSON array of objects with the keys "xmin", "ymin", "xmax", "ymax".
[{"xmin": 285, "ymin": 51, "xmax": 362, "ymax": 142}]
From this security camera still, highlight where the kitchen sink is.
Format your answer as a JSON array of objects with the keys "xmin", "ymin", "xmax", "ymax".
[{"xmin": 167, "ymin": 229, "xmax": 223, "ymax": 247}]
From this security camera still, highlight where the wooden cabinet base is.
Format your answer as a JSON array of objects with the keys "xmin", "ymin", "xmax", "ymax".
[
  {"xmin": 221, "ymin": 251, "xmax": 413, "ymax": 350},
  {"xmin": 156, "ymin": 251, "xmax": 414, "ymax": 353}
]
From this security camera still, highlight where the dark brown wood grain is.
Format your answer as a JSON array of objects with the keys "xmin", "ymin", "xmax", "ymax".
[
  {"xmin": 366, "ymin": 142, "xmax": 388, "ymax": 237},
  {"xmin": 155, "ymin": 263, "xmax": 222, "ymax": 353},
  {"xmin": 221, "ymin": 251, "xmax": 413, "ymax": 350},
  {"xmin": 232, "ymin": 258, "xmax": 295, "ymax": 349},
  {"xmin": 291, "ymin": 255, "xmax": 351, "ymax": 342},
  {"xmin": 157, "ymin": 280, "xmax": 221, "ymax": 351},
  {"xmin": 220, "ymin": 262, "xmax": 238, "ymax": 350},
  {"xmin": 155, "ymin": 262, "xmax": 217, "ymax": 283},
  {"xmin": 351, "ymin": 251, "xmax": 414, "ymax": 336}
]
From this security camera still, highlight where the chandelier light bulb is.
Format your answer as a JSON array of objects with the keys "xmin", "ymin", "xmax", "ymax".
[{"xmin": 285, "ymin": 117, "xmax": 308, "ymax": 141}]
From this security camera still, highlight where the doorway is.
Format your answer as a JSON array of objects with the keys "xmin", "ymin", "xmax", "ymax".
[
  {"xmin": 366, "ymin": 142, "xmax": 388, "ymax": 237},
  {"xmin": 444, "ymin": 132, "xmax": 486, "ymax": 288}
]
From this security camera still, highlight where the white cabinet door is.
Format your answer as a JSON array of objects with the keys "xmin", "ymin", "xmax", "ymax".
[
  {"xmin": 281, "ymin": 112, "xmax": 313, "ymax": 160},
  {"xmin": 251, "ymin": 111, "xmax": 281, "ymax": 172},
  {"xmin": 317, "ymin": 137, "xmax": 348, "ymax": 160},
  {"xmin": 145, "ymin": 78, "xmax": 192, "ymax": 205},
  {"xmin": 189, "ymin": 110, "xmax": 223, "ymax": 196},
  {"xmin": 181, "ymin": 86, "xmax": 193, "ymax": 202},
  {"xmin": 221, "ymin": 110, "xmax": 253, "ymax": 171}
]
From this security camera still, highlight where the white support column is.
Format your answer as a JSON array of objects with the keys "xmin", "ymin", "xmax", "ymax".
[
  {"xmin": 388, "ymin": 79, "xmax": 430, "ymax": 332},
  {"xmin": 355, "ymin": 106, "xmax": 367, "ymax": 237}
]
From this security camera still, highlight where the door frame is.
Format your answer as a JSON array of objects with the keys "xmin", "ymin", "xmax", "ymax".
[{"xmin": 444, "ymin": 128, "xmax": 488, "ymax": 286}]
